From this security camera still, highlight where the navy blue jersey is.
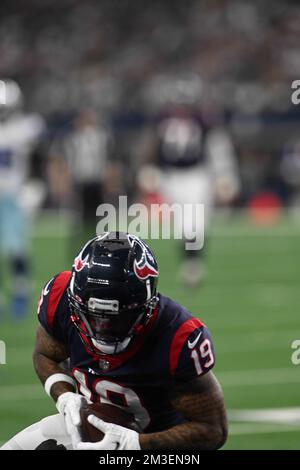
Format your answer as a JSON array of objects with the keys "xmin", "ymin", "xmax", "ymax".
[{"xmin": 37, "ymin": 271, "xmax": 215, "ymax": 433}]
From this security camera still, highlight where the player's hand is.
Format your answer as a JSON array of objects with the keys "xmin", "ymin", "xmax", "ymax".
[
  {"xmin": 76, "ymin": 415, "xmax": 141, "ymax": 450},
  {"xmin": 56, "ymin": 392, "xmax": 90, "ymax": 448}
]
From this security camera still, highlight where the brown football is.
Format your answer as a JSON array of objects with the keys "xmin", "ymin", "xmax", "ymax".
[{"xmin": 79, "ymin": 403, "xmax": 141, "ymax": 442}]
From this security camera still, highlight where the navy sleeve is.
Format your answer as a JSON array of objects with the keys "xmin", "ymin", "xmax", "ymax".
[
  {"xmin": 37, "ymin": 272, "xmax": 71, "ymax": 343},
  {"xmin": 37, "ymin": 276, "xmax": 57, "ymax": 335},
  {"xmin": 171, "ymin": 322, "xmax": 216, "ymax": 382}
]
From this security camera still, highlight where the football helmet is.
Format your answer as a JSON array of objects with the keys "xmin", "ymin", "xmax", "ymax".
[
  {"xmin": 68, "ymin": 232, "xmax": 159, "ymax": 355},
  {"xmin": 0, "ymin": 79, "xmax": 23, "ymax": 121}
]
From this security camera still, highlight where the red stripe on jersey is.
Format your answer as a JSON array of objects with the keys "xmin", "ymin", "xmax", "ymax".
[
  {"xmin": 47, "ymin": 271, "xmax": 72, "ymax": 329},
  {"xmin": 169, "ymin": 317, "xmax": 203, "ymax": 376}
]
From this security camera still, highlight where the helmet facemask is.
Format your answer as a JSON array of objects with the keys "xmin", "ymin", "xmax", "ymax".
[{"xmin": 68, "ymin": 289, "xmax": 158, "ymax": 355}]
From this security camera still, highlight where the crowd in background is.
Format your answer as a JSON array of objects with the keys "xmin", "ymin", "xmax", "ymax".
[{"xmin": 1, "ymin": 0, "xmax": 300, "ymax": 212}]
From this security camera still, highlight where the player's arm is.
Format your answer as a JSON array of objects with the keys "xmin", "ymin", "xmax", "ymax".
[
  {"xmin": 34, "ymin": 325, "xmax": 89, "ymax": 447},
  {"xmin": 35, "ymin": 273, "xmax": 90, "ymax": 447},
  {"xmin": 33, "ymin": 325, "xmax": 74, "ymax": 401},
  {"xmin": 139, "ymin": 371, "xmax": 227, "ymax": 450}
]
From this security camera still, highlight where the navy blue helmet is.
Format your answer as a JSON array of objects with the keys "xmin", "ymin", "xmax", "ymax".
[{"xmin": 68, "ymin": 232, "xmax": 159, "ymax": 355}]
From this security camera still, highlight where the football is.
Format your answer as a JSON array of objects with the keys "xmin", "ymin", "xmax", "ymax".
[{"xmin": 79, "ymin": 403, "xmax": 141, "ymax": 442}]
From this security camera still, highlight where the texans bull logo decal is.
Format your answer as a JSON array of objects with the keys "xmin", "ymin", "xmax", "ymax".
[
  {"xmin": 134, "ymin": 257, "xmax": 159, "ymax": 280},
  {"xmin": 74, "ymin": 254, "xmax": 89, "ymax": 272},
  {"xmin": 129, "ymin": 235, "xmax": 159, "ymax": 280}
]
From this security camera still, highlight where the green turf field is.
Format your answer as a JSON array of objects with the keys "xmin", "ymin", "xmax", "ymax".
[{"xmin": 0, "ymin": 214, "xmax": 299, "ymax": 449}]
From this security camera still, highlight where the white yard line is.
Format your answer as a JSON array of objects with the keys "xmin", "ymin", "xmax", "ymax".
[
  {"xmin": 32, "ymin": 214, "xmax": 300, "ymax": 240},
  {"xmin": 210, "ymin": 224, "xmax": 300, "ymax": 238},
  {"xmin": 8, "ymin": 320, "xmax": 297, "ymax": 362},
  {"xmin": 218, "ymin": 367, "xmax": 300, "ymax": 387},
  {"xmin": 0, "ymin": 367, "xmax": 299, "ymax": 401},
  {"xmin": 229, "ymin": 408, "xmax": 300, "ymax": 424},
  {"xmin": 5, "ymin": 326, "xmax": 297, "ymax": 361},
  {"xmin": 230, "ymin": 423, "xmax": 300, "ymax": 435},
  {"xmin": 7, "ymin": 338, "xmax": 294, "ymax": 363},
  {"xmin": 1, "ymin": 382, "xmax": 300, "ymax": 439},
  {"xmin": 229, "ymin": 407, "xmax": 300, "ymax": 436}
]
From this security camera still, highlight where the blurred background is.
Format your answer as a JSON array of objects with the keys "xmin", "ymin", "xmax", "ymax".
[{"xmin": 0, "ymin": 0, "xmax": 300, "ymax": 449}]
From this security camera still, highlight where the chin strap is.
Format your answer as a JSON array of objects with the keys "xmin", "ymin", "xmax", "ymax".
[{"xmin": 91, "ymin": 336, "xmax": 132, "ymax": 355}]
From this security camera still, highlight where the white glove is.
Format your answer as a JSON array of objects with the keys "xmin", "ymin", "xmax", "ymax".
[
  {"xmin": 56, "ymin": 392, "xmax": 90, "ymax": 449},
  {"xmin": 76, "ymin": 415, "xmax": 141, "ymax": 450}
]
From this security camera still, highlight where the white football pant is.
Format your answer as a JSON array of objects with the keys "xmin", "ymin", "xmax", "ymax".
[{"xmin": 0, "ymin": 414, "xmax": 72, "ymax": 450}]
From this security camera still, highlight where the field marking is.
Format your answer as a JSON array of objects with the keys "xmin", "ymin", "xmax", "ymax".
[
  {"xmin": 210, "ymin": 224, "xmax": 300, "ymax": 238},
  {"xmin": 5, "ymin": 338, "xmax": 291, "ymax": 365},
  {"xmin": 219, "ymin": 343, "xmax": 290, "ymax": 354},
  {"xmin": 218, "ymin": 367, "xmax": 300, "ymax": 387},
  {"xmin": 211, "ymin": 231, "xmax": 300, "ymax": 238},
  {"xmin": 6, "ymin": 334, "xmax": 297, "ymax": 364},
  {"xmin": 0, "ymin": 367, "xmax": 300, "ymax": 402},
  {"xmin": 229, "ymin": 407, "xmax": 300, "ymax": 437},
  {"xmin": 5, "ymin": 323, "xmax": 299, "ymax": 358},
  {"xmin": 208, "ymin": 314, "xmax": 299, "ymax": 331},
  {"xmin": 216, "ymin": 332, "xmax": 299, "ymax": 354},
  {"xmin": 5, "ymin": 320, "xmax": 297, "ymax": 364},
  {"xmin": 230, "ymin": 423, "xmax": 300, "ymax": 436},
  {"xmin": 32, "ymin": 214, "xmax": 300, "ymax": 240},
  {"xmin": 229, "ymin": 407, "xmax": 300, "ymax": 424}
]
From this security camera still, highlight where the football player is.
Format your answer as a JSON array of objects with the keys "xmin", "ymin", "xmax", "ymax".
[
  {"xmin": 1, "ymin": 232, "xmax": 227, "ymax": 450},
  {"xmin": 138, "ymin": 73, "xmax": 240, "ymax": 286},
  {"xmin": 0, "ymin": 79, "xmax": 45, "ymax": 318}
]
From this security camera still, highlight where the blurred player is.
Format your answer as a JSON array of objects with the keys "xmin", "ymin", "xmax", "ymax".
[
  {"xmin": 138, "ymin": 74, "xmax": 240, "ymax": 286},
  {"xmin": 0, "ymin": 79, "xmax": 45, "ymax": 319},
  {"xmin": 1, "ymin": 232, "xmax": 227, "ymax": 450},
  {"xmin": 48, "ymin": 108, "xmax": 113, "ymax": 246}
]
